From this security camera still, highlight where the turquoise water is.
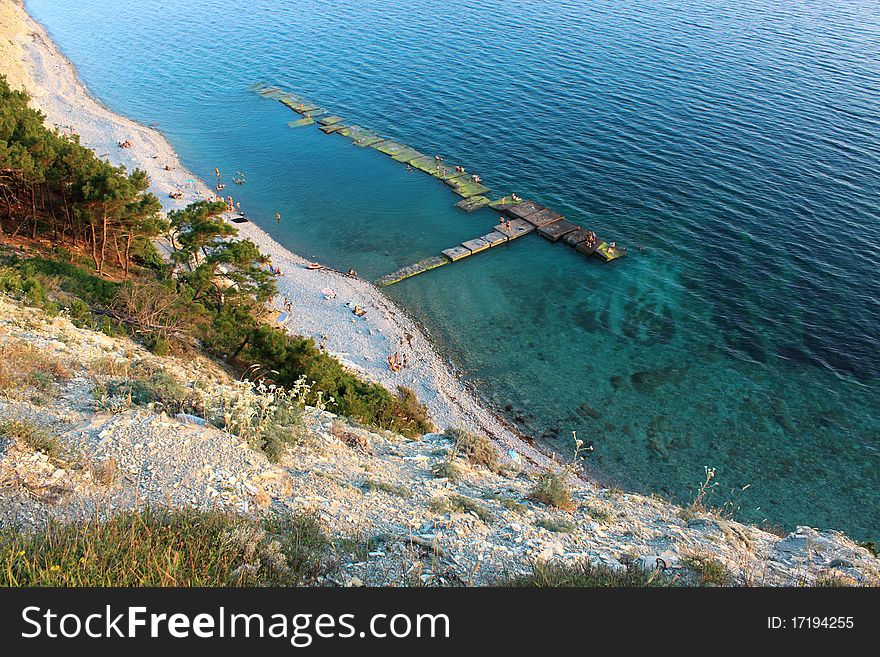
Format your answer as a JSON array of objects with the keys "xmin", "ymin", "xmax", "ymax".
[{"xmin": 27, "ymin": 0, "xmax": 879, "ymax": 539}]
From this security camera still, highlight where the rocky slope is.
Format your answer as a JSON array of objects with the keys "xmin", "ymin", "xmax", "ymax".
[{"xmin": 1, "ymin": 293, "xmax": 878, "ymax": 586}]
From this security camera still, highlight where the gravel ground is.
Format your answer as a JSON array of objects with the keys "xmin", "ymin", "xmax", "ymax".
[{"xmin": 2, "ymin": 296, "xmax": 879, "ymax": 587}]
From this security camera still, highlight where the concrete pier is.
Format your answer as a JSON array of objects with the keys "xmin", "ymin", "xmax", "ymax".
[{"xmin": 253, "ymin": 83, "xmax": 630, "ymax": 284}]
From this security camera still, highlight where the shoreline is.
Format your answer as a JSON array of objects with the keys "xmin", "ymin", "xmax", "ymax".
[{"xmin": 4, "ymin": 1, "xmax": 558, "ymax": 472}]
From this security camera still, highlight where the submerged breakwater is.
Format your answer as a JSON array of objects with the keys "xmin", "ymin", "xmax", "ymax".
[
  {"xmin": 28, "ymin": 0, "xmax": 880, "ymax": 539},
  {"xmin": 255, "ymin": 83, "xmax": 628, "ymax": 286}
]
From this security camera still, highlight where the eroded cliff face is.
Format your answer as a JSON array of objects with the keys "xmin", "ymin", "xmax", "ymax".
[{"xmin": 1, "ymin": 292, "xmax": 877, "ymax": 587}]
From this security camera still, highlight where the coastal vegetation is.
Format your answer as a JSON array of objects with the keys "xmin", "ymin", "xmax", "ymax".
[
  {"xmin": 0, "ymin": 509, "xmax": 330, "ymax": 586},
  {"xmin": 0, "ymin": 79, "xmax": 163, "ymax": 276},
  {"xmin": 0, "ymin": 74, "xmax": 432, "ymax": 440},
  {"xmin": 444, "ymin": 426, "xmax": 501, "ymax": 472},
  {"xmin": 500, "ymin": 560, "xmax": 680, "ymax": 588},
  {"xmin": 528, "ymin": 435, "xmax": 587, "ymax": 512},
  {"xmin": 0, "ymin": 420, "xmax": 63, "ymax": 460}
]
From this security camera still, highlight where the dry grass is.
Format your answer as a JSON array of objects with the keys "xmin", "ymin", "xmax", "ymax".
[
  {"xmin": 682, "ymin": 551, "xmax": 730, "ymax": 586},
  {"xmin": 500, "ymin": 560, "xmax": 680, "ymax": 587},
  {"xmin": 0, "ymin": 509, "xmax": 330, "ymax": 587},
  {"xmin": 430, "ymin": 494, "xmax": 493, "ymax": 524},
  {"xmin": 362, "ymin": 478, "xmax": 411, "ymax": 498},
  {"xmin": 0, "ymin": 419, "xmax": 63, "ymax": 459},
  {"xmin": 431, "ymin": 457, "xmax": 464, "ymax": 481},
  {"xmin": 330, "ymin": 421, "xmax": 372, "ymax": 453},
  {"xmin": 82, "ymin": 457, "xmax": 119, "ymax": 488},
  {"xmin": 444, "ymin": 427, "xmax": 501, "ymax": 472},
  {"xmin": 0, "ymin": 340, "xmax": 71, "ymax": 396},
  {"xmin": 529, "ymin": 471, "xmax": 575, "ymax": 511}
]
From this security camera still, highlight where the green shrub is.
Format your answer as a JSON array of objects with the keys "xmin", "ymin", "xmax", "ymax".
[
  {"xmin": 147, "ymin": 336, "xmax": 172, "ymax": 356},
  {"xmin": 483, "ymin": 493, "xmax": 527, "ymax": 514},
  {"xmin": 858, "ymin": 541, "xmax": 877, "ymax": 556},
  {"xmin": 98, "ymin": 316, "xmax": 128, "ymax": 337},
  {"xmin": 194, "ymin": 378, "xmax": 306, "ymax": 463},
  {"xmin": 362, "ymin": 479, "xmax": 411, "ymax": 498},
  {"xmin": 1, "ymin": 247, "xmax": 436, "ymax": 446},
  {"xmin": 536, "ymin": 518, "xmax": 576, "ymax": 533},
  {"xmin": 430, "ymin": 494, "xmax": 493, "ymax": 523},
  {"xmin": 14, "ymin": 256, "xmax": 118, "ymax": 306},
  {"xmin": 201, "ymin": 301, "xmax": 257, "ymax": 358},
  {"xmin": 582, "ymin": 505, "xmax": 613, "ymax": 524},
  {"xmin": 66, "ymin": 298, "xmax": 90, "ymax": 320},
  {"xmin": 129, "ymin": 237, "xmax": 166, "ymax": 271},
  {"xmin": 243, "ymin": 327, "xmax": 433, "ymax": 437},
  {"xmin": 253, "ymin": 394, "xmax": 305, "ymax": 462},
  {"xmin": 99, "ymin": 370, "xmax": 191, "ymax": 413}
]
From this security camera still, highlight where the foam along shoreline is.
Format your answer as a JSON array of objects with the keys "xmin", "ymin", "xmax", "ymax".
[{"xmin": 3, "ymin": 0, "xmax": 554, "ymax": 470}]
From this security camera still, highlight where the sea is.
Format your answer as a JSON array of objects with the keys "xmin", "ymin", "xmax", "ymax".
[{"xmin": 27, "ymin": 0, "xmax": 880, "ymax": 540}]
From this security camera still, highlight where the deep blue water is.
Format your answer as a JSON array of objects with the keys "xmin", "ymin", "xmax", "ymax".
[{"xmin": 27, "ymin": 0, "xmax": 879, "ymax": 539}]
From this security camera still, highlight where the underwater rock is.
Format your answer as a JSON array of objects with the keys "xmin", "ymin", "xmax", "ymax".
[
  {"xmin": 630, "ymin": 366, "xmax": 685, "ymax": 394},
  {"xmin": 621, "ymin": 300, "xmax": 676, "ymax": 345},
  {"xmin": 572, "ymin": 304, "xmax": 603, "ymax": 333},
  {"xmin": 646, "ymin": 415, "xmax": 673, "ymax": 461},
  {"xmin": 576, "ymin": 403, "xmax": 601, "ymax": 420}
]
